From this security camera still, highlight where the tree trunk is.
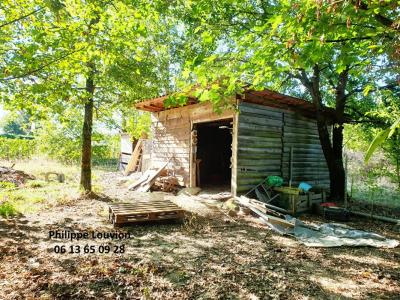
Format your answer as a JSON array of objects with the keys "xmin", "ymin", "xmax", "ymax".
[
  {"xmin": 396, "ymin": 154, "xmax": 399, "ymax": 190},
  {"xmin": 396, "ymin": 134, "xmax": 400, "ymax": 190},
  {"xmin": 301, "ymin": 65, "xmax": 348, "ymax": 201},
  {"xmin": 330, "ymin": 124, "xmax": 346, "ymax": 200},
  {"xmin": 315, "ymin": 117, "xmax": 345, "ymax": 200},
  {"xmin": 80, "ymin": 67, "xmax": 95, "ymax": 193}
]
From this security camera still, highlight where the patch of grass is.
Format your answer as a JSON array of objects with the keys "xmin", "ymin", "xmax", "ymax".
[
  {"xmin": 0, "ymin": 157, "xmax": 108, "ymax": 186},
  {"xmin": 0, "ymin": 181, "xmax": 17, "ymax": 190},
  {"xmin": 349, "ymin": 182, "xmax": 400, "ymax": 208},
  {"xmin": 26, "ymin": 180, "xmax": 47, "ymax": 188},
  {"xmin": 0, "ymin": 181, "xmax": 79, "ymax": 214},
  {"xmin": 0, "ymin": 192, "xmax": 42, "ymax": 214},
  {"xmin": 0, "ymin": 158, "xmax": 108, "ymax": 214},
  {"xmin": 165, "ymin": 270, "xmax": 190, "ymax": 286},
  {"xmin": 0, "ymin": 201, "xmax": 18, "ymax": 217}
]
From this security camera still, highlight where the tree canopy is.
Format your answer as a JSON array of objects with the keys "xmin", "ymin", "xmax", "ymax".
[
  {"xmin": 162, "ymin": 0, "xmax": 399, "ymax": 199},
  {"xmin": 1, "ymin": 0, "xmax": 175, "ymax": 193},
  {"xmin": 1, "ymin": 0, "xmax": 399, "ymax": 197}
]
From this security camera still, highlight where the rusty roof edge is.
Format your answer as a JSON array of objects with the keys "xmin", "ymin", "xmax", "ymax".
[{"xmin": 134, "ymin": 88, "xmax": 351, "ymax": 123}]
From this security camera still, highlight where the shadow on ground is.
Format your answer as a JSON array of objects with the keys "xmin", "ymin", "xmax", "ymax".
[{"xmin": 1, "ymin": 199, "xmax": 399, "ymax": 299}]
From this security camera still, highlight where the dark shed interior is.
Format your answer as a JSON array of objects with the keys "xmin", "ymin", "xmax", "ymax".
[{"xmin": 195, "ymin": 119, "xmax": 232, "ymax": 187}]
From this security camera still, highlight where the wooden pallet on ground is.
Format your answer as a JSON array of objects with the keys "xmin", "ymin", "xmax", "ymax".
[{"xmin": 109, "ymin": 200, "xmax": 184, "ymax": 226}]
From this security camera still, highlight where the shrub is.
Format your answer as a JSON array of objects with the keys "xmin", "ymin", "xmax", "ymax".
[{"xmin": 0, "ymin": 201, "xmax": 18, "ymax": 218}]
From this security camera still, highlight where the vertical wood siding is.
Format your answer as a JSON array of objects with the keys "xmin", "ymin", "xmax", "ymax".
[
  {"xmin": 281, "ymin": 112, "xmax": 330, "ymax": 187},
  {"xmin": 236, "ymin": 102, "xmax": 329, "ymax": 194},
  {"xmin": 236, "ymin": 102, "xmax": 284, "ymax": 193}
]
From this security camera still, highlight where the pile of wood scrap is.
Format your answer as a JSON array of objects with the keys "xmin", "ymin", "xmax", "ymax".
[
  {"xmin": 151, "ymin": 176, "xmax": 180, "ymax": 193},
  {"xmin": 236, "ymin": 196, "xmax": 399, "ymax": 248},
  {"xmin": 128, "ymin": 160, "xmax": 181, "ymax": 193},
  {"xmin": 235, "ymin": 196, "xmax": 294, "ymax": 234},
  {"xmin": 0, "ymin": 166, "xmax": 35, "ymax": 187}
]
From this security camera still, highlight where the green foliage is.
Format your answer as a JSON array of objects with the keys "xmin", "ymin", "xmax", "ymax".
[
  {"xmin": 365, "ymin": 128, "xmax": 392, "ymax": 163},
  {"xmin": 347, "ymin": 149, "xmax": 400, "ymax": 207},
  {"xmin": 167, "ymin": 0, "xmax": 398, "ymax": 116},
  {"xmin": 0, "ymin": 111, "xmax": 32, "ymax": 135},
  {"xmin": 344, "ymin": 124, "xmax": 372, "ymax": 152},
  {"xmin": 0, "ymin": 137, "xmax": 36, "ymax": 160},
  {"xmin": 36, "ymin": 115, "xmax": 119, "ymax": 164},
  {"xmin": 0, "ymin": 133, "xmax": 34, "ymax": 139},
  {"xmin": 1, "ymin": 0, "xmax": 172, "ymax": 113},
  {"xmin": 122, "ymin": 109, "xmax": 151, "ymax": 140},
  {"xmin": 365, "ymin": 96, "xmax": 400, "ymax": 162},
  {"xmin": 381, "ymin": 131, "xmax": 400, "ymax": 189},
  {"xmin": 3, "ymin": 120, "xmax": 25, "ymax": 135},
  {"xmin": 1, "ymin": 0, "xmax": 175, "ymax": 191},
  {"xmin": 0, "ymin": 201, "xmax": 18, "ymax": 218}
]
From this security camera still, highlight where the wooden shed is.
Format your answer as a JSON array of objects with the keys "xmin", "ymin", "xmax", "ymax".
[{"xmin": 135, "ymin": 89, "xmax": 334, "ymax": 196}]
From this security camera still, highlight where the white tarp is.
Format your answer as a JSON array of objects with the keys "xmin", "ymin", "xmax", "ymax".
[{"xmin": 273, "ymin": 216, "xmax": 399, "ymax": 248}]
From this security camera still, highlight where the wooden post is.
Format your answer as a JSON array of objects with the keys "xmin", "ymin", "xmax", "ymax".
[
  {"xmin": 291, "ymin": 194, "xmax": 296, "ymax": 215},
  {"xmin": 289, "ymin": 146, "xmax": 293, "ymax": 187},
  {"xmin": 196, "ymin": 159, "xmax": 202, "ymax": 187},
  {"xmin": 189, "ymin": 128, "xmax": 198, "ymax": 187}
]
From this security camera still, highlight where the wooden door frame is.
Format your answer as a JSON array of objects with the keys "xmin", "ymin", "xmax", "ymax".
[{"xmin": 189, "ymin": 117, "xmax": 236, "ymax": 190}]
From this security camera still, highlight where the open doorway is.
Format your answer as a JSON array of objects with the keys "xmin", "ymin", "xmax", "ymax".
[{"xmin": 194, "ymin": 119, "xmax": 233, "ymax": 188}]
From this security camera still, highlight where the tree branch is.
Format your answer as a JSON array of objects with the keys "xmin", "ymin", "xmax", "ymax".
[
  {"xmin": 0, "ymin": 47, "xmax": 86, "ymax": 81},
  {"xmin": 0, "ymin": 8, "xmax": 44, "ymax": 29},
  {"xmin": 357, "ymin": 0, "xmax": 399, "ymax": 32},
  {"xmin": 346, "ymin": 82, "xmax": 399, "ymax": 98}
]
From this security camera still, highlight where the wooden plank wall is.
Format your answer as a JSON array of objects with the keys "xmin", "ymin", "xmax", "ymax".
[
  {"xmin": 281, "ymin": 112, "xmax": 330, "ymax": 187},
  {"xmin": 147, "ymin": 102, "xmax": 234, "ymax": 186},
  {"xmin": 236, "ymin": 102, "xmax": 330, "ymax": 194},
  {"xmin": 236, "ymin": 102, "xmax": 284, "ymax": 193}
]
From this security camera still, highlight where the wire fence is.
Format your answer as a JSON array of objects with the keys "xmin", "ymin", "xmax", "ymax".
[{"xmin": 345, "ymin": 150, "xmax": 400, "ymax": 216}]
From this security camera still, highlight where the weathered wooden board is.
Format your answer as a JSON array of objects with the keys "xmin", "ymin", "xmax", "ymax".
[
  {"xmin": 239, "ymin": 122, "xmax": 282, "ymax": 133},
  {"xmin": 236, "ymin": 102, "xmax": 284, "ymax": 194},
  {"xmin": 239, "ymin": 103, "xmax": 284, "ymax": 119},
  {"xmin": 235, "ymin": 101, "xmax": 330, "ymax": 195},
  {"xmin": 125, "ymin": 139, "xmax": 143, "ymax": 175},
  {"xmin": 281, "ymin": 112, "xmax": 329, "ymax": 188}
]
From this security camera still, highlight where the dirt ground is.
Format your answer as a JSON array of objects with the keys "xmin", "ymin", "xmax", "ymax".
[{"xmin": 1, "ymin": 171, "xmax": 399, "ymax": 299}]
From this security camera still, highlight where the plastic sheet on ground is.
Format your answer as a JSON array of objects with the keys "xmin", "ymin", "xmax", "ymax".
[{"xmin": 271, "ymin": 216, "xmax": 399, "ymax": 248}]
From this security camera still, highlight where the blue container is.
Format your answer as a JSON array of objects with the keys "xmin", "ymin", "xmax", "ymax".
[{"xmin": 298, "ymin": 182, "xmax": 312, "ymax": 192}]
